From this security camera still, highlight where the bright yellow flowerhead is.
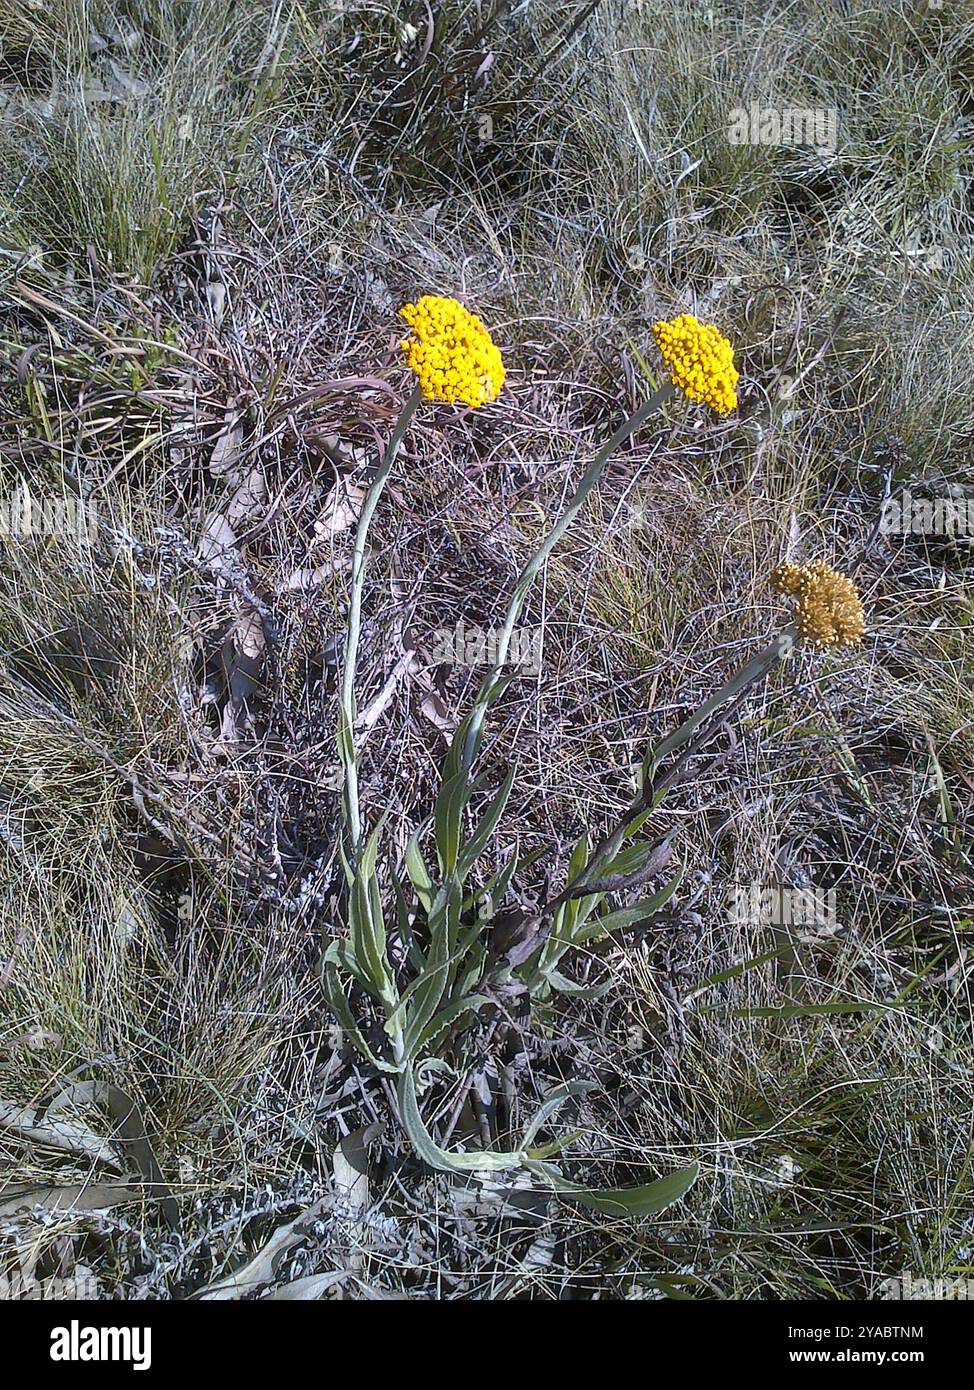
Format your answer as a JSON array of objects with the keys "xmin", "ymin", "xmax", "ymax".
[
  {"xmin": 770, "ymin": 560, "xmax": 865, "ymax": 648},
  {"xmin": 652, "ymin": 312, "xmax": 739, "ymax": 416},
  {"xmin": 399, "ymin": 295, "xmax": 505, "ymax": 408}
]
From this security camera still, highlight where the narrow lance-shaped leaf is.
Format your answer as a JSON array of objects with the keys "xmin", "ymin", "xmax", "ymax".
[
  {"xmin": 456, "ymin": 763, "xmax": 516, "ymax": 881},
  {"xmin": 397, "ymin": 1067, "xmax": 523, "ymax": 1175},
  {"xmin": 433, "ymin": 771, "xmax": 470, "ymax": 877},
  {"xmin": 399, "ymin": 878, "xmax": 465, "ymax": 1059},
  {"xmin": 403, "ymin": 831, "xmax": 435, "ymax": 915},
  {"xmin": 322, "ymin": 964, "xmax": 400, "ymax": 1074},
  {"xmin": 391, "ymin": 867, "xmax": 427, "ymax": 973},
  {"xmin": 642, "ymin": 633, "xmax": 790, "ymax": 787},
  {"xmin": 577, "ymin": 870, "xmax": 682, "ymax": 943},
  {"xmin": 526, "ymin": 1159, "xmax": 700, "ymax": 1217},
  {"xmin": 411, "ymin": 994, "xmax": 492, "ymax": 1054}
]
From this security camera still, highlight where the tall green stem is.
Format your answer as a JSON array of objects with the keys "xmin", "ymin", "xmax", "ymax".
[
  {"xmin": 340, "ymin": 385, "xmax": 423, "ymax": 850},
  {"xmin": 459, "ymin": 381, "xmax": 676, "ymax": 773},
  {"xmin": 560, "ymin": 626, "xmax": 798, "ymax": 901}
]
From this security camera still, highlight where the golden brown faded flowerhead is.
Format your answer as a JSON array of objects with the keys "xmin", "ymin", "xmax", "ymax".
[
  {"xmin": 400, "ymin": 295, "xmax": 505, "ymax": 408},
  {"xmin": 768, "ymin": 561, "xmax": 806, "ymax": 597},
  {"xmin": 652, "ymin": 312, "xmax": 739, "ymax": 416},
  {"xmin": 770, "ymin": 560, "xmax": 865, "ymax": 648}
]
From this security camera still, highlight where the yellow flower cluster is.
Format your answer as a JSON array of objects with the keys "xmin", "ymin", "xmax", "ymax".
[
  {"xmin": 652, "ymin": 313, "xmax": 739, "ymax": 416},
  {"xmin": 400, "ymin": 295, "xmax": 505, "ymax": 408},
  {"xmin": 770, "ymin": 560, "xmax": 865, "ymax": 648}
]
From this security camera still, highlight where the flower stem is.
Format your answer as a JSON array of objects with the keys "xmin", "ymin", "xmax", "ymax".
[
  {"xmin": 459, "ymin": 380, "xmax": 676, "ymax": 774},
  {"xmin": 340, "ymin": 384, "xmax": 423, "ymax": 851},
  {"xmin": 561, "ymin": 626, "xmax": 797, "ymax": 899}
]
